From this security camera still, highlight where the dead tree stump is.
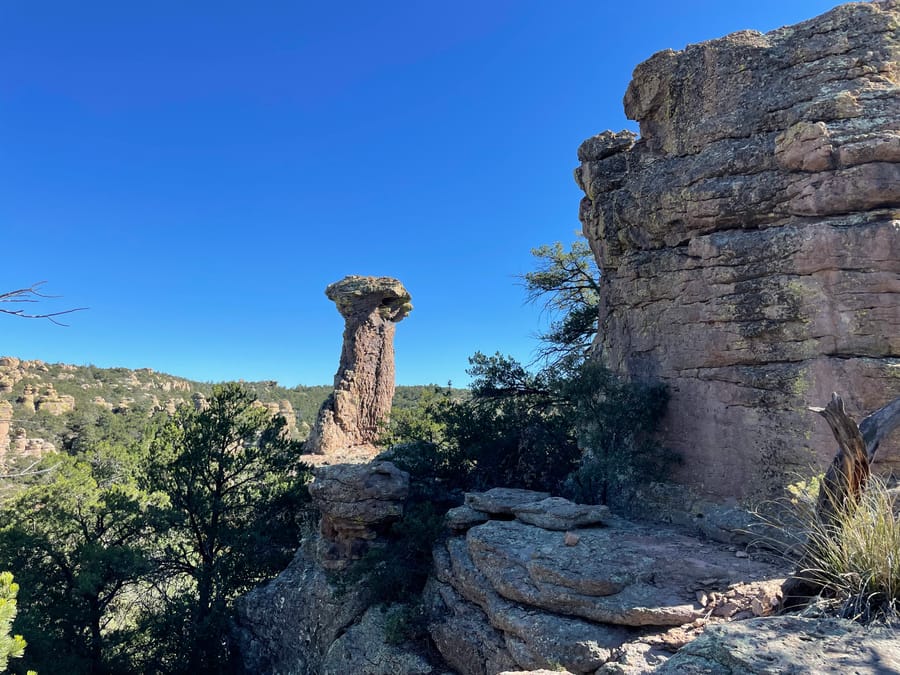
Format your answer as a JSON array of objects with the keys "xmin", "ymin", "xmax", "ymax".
[{"xmin": 782, "ymin": 392, "xmax": 900, "ymax": 607}]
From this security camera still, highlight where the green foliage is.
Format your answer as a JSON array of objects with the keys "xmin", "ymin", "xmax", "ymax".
[
  {"xmin": 143, "ymin": 383, "xmax": 312, "ymax": 672},
  {"xmin": 382, "ymin": 603, "xmax": 429, "ymax": 646},
  {"xmin": 0, "ymin": 572, "xmax": 27, "ymax": 673},
  {"xmin": 343, "ymin": 502, "xmax": 445, "ymax": 607},
  {"xmin": 0, "ymin": 383, "xmax": 313, "ymax": 674},
  {"xmin": 793, "ymin": 475, "xmax": 900, "ymax": 622},
  {"xmin": 384, "ymin": 353, "xmax": 671, "ymax": 505},
  {"xmin": 0, "ymin": 443, "xmax": 165, "ymax": 674},
  {"xmin": 559, "ymin": 360, "xmax": 673, "ymax": 506},
  {"xmin": 522, "ymin": 239, "xmax": 600, "ymax": 366}
]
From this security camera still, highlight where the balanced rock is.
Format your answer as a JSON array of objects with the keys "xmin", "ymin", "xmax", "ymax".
[
  {"xmin": 575, "ymin": 0, "xmax": 900, "ymax": 498},
  {"xmin": 306, "ymin": 276, "xmax": 411, "ymax": 456}
]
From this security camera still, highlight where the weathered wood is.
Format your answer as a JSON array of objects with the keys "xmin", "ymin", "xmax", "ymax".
[
  {"xmin": 783, "ymin": 392, "xmax": 900, "ymax": 608},
  {"xmin": 812, "ymin": 393, "xmax": 871, "ymax": 527}
]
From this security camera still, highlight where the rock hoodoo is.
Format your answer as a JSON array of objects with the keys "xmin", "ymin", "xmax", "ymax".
[
  {"xmin": 306, "ymin": 275, "xmax": 412, "ymax": 456},
  {"xmin": 575, "ymin": 1, "xmax": 900, "ymax": 499}
]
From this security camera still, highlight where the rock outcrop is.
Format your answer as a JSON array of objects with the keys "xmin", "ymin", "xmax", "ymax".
[
  {"xmin": 575, "ymin": 1, "xmax": 900, "ymax": 499},
  {"xmin": 425, "ymin": 491, "xmax": 785, "ymax": 674},
  {"xmin": 233, "ymin": 461, "xmax": 414, "ymax": 674},
  {"xmin": 308, "ymin": 460, "xmax": 410, "ymax": 570},
  {"xmin": 306, "ymin": 276, "xmax": 412, "ymax": 456},
  {"xmin": 657, "ymin": 616, "xmax": 900, "ymax": 674}
]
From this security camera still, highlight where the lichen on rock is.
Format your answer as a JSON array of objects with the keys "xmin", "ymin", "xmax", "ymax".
[{"xmin": 575, "ymin": 0, "xmax": 900, "ymax": 499}]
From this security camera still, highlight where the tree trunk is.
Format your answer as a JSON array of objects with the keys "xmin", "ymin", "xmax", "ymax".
[{"xmin": 782, "ymin": 392, "xmax": 900, "ymax": 607}]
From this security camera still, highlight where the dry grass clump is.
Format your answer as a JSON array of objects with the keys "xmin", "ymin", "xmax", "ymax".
[{"xmin": 792, "ymin": 475, "xmax": 900, "ymax": 623}]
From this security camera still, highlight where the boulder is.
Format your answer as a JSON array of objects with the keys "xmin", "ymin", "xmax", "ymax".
[
  {"xmin": 320, "ymin": 605, "xmax": 435, "ymax": 675},
  {"xmin": 426, "ymin": 516, "xmax": 786, "ymax": 674},
  {"xmin": 232, "ymin": 540, "xmax": 372, "ymax": 675},
  {"xmin": 445, "ymin": 505, "xmax": 490, "ymax": 532},
  {"xmin": 575, "ymin": 0, "xmax": 900, "ymax": 498}
]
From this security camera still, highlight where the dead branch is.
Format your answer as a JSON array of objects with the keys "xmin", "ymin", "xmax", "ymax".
[{"xmin": 0, "ymin": 282, "xmax": 87, "ymax": 326}]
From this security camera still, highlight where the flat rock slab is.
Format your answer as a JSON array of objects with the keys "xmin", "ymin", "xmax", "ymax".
[
  {"xmin": 465, "ymin": 488, "xmax": 551, "ymax": 515},
  {"xmin": 435, "ymin": 538, "xmax": 631, "ymax": 673},
  {"xmin": 658, "ymin": 616, "xmax": 900, "ymax": 674},
  {"xmin": 445, "ymin": 505, "xmax": 490, "ymax": 531},
  {"xmin": 466, "ymin": 520, "xmax": 781, "ymax": 627},
  {"xmin": 512, "ymin": 497, "xmax": 610, "ymax": 531}
]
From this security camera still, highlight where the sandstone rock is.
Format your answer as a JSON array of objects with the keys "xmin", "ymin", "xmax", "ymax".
[
  {"xmin": 427, "ymin": 514, "xmax": 788, "ymax": 674},
  {"xmin": 512, "ymin": 497, "xmax": 610, "ymax": 530},
  {"xmin": 464, "ymin": 488, "xmax": 552, "ymax": 515},
  {"xmin": 0, "ymin": 400, "xmax": 11, "ymax": 456},
  {"xmin": 575, "ymin": 0, "xmax": 900, "ymax": 498},
  {"xmin": 657, "ymin": 616, "xmax": 900, "ymax": 674},
  {"xmin": 306, "ymin": 276, "xmax": 412, "ymax": 456},
  {"xmin": 320, "ymin": 605, "xmax": 435, "ymax": 675},
  {"xmin": 465, "ymin": 520, "xmax": 779, "ymax": 627},
  {"xmin": 423, "ymin": 576, "xmax": 519, "ymax": 675},
  {"xmin": 445, "ymin": 505, "xmax": 490, "ymax": 532},
  {"xmin": 233, "ymin": 539, "xmax": 372, "ymax": 675},
  {"xmin": 432, "ymin": 537, "xmax": 631, "ymax": 673},
  {"xmin": 307, "ymin": 461, "xmax": 409, "ymax": 570},
  {"xmin": 0, "ymin": 357, "xmax": 19, "ymax": 368}
]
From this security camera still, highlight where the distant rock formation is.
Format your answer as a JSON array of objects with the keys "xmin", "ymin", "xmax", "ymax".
[
  {"xmin": 305, "ymin": 276, "xmax": 412, "ymax": 455},
  {"xmin": 0, "ymin": 400, "xmax": 11, "ymax": 457},
  {"xmin": 575, "ymin": 1, "xmax": 900, "ymax": 499}
]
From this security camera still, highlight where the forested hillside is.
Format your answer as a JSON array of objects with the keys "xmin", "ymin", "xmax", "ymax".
[{"xmin": 0, "ymin": 355, "xmax": 458, "ymax": 471}]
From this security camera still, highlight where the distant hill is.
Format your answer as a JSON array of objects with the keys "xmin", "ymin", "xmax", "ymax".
[{"xmin": 0, "ymin": 355, "xmax": 458, "ymax": 469}]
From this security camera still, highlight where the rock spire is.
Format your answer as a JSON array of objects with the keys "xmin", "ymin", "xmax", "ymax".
[{"xmin": 305, "ymin": 275, "xmax": 412, "ymax": 455}]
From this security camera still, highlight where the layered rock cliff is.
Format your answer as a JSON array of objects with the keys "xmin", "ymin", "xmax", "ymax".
[{"xmin": 576, "ymin": 0, "xmax": 900, "ymax": 498}]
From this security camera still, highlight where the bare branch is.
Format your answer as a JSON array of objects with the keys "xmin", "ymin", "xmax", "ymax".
[{"xmin": 0, "ymin": 282, "xmax": 87, "ymax": 325}]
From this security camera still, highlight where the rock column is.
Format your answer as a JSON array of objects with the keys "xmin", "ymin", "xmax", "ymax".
[{"xmin": 306, "ymin": 275, "xmax": 412, "ymax": 455}]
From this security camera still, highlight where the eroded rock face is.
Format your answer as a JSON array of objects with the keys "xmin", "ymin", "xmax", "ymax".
[
  {"xmin": 233, "ymin": 461, "xmax": 411, "ymax": 674},
  {"xmin": 308, "ymin": 460, "xmax": 410, "ymax": 570},
  {"xmin": 425, "ymin": 492, "xmax": 785, "ymax": 674},
  {"xmin": 575, "ymin": 1, "xmax": 900, "ymax": 499},
  {"xmin": 306, "ymin": 276, "xmax": 412, "ymax": 456}
]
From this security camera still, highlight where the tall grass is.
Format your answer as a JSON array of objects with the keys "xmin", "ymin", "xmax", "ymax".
[{"xmin": 794, "ymin": 475, "xmax": 900, "ymax": 622}]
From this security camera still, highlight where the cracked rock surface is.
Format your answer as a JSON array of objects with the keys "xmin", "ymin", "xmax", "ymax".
[{"xmin": 575, "ymin": 0, "xmax": 900, "ymax": 498}]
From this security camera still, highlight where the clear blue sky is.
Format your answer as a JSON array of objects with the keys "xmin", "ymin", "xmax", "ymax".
[{"xmin": 0, "ymin": 0, "xmax": 839, "ymax": 387}]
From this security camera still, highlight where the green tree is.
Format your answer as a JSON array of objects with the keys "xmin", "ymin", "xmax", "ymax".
[
  {"xmin": 0, "ymin": 572, "xmax": 28, "ymax": 673},
  {"xmin": 143, "ymin": 383, "xmax": 311, "ymax": 672},
  {"xmin": 522, "ymin": 239, "xmax": 600, "ymax": 366},
  {"xmin": 0, "ymin": 443, "xmax": 165, "ymax": 674}
]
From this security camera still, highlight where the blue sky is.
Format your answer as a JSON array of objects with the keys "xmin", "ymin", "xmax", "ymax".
[{"xmin": 0, "ymin": 0, "xmax": 838, "ymax": 387}]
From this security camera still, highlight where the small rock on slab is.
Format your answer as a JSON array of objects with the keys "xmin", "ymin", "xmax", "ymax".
[
  {"xmin": 465, "ymin": 488, "xmax": 551, "ymax": 515},
  {"xmin": 513, "ymin": 497, "xmax": 610, "ymax": 531}
]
